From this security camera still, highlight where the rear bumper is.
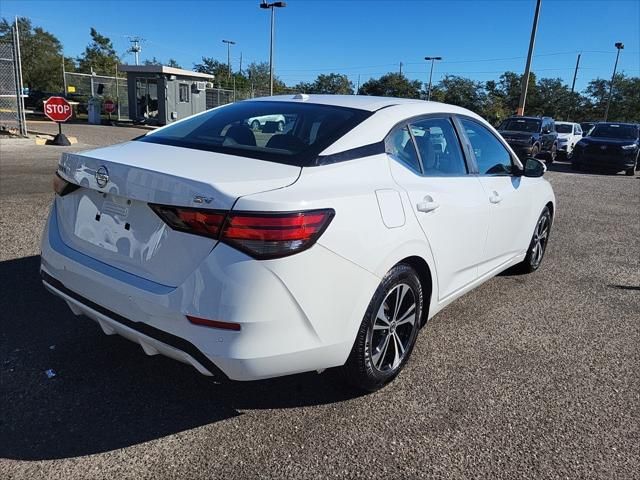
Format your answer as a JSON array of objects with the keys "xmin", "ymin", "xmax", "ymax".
[{"xmin": 41, "ymin": 203, "xmax": 379, "ymax": 381}]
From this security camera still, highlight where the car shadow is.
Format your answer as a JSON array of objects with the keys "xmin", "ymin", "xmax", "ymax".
[
  {"xmin": 546, "ymin": 161, "xmax": 636, "ymax": 176},
  {"xmin": 0, "ymin": 255, "xmax": 362, "ymax": 461}
]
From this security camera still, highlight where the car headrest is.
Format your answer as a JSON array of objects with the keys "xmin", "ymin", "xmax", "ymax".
[{"xmin": 225, "ymin": 125, "xmax": 256, "ymax": 147}]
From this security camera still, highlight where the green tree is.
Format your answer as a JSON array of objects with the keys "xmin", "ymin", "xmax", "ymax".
[
  {"xmin": 167, "ymin": 58, "xmax": 181, "ymax": 68},
  {"xmin": 359, "ymin": 73, "xmax": 422, "ymax": 98},
  {"xmin": 0, "ymin": 17, "xmax": 71, "ymax": 92},
  {"xmin": 298, "ymin": 73, "xmax": 354, "ymax": 95},
  {"xmin": 194, "ymin": 57, "xmax": 228, "ymax": 80},
  {"xmin": 77, "ymin": 28, "xmax": 119, "ymax": 75},
  {"xmin": 246, "ymin": 61, "xmax": 287, "ymax": 93},
  {"xmin": 527, "ymin": 78, "xmax": 572, "ymax": 118},
  {"xmin": 436, "ymin": 75, "xmax": 486, "ymax": 113},
  {"xmin": 143, "ymin": 56, "xmax": 162, "ymax": 66},
  {"xmin": 581, "ymin": 73, "xmax": 640, "ymax": 122}
]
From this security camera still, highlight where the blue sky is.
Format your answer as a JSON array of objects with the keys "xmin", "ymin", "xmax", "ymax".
[{"xmin": 2, "ymin": 0, "xmax": 639, "ymax": 91}]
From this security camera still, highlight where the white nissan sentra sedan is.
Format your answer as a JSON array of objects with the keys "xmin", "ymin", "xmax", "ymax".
[{"xmin": 41, "ymin": 95, "xmax": 555, "ymax": 391}]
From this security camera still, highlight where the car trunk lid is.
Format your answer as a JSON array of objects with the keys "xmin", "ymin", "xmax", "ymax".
[{"xmin": 55, "ymin": 141, "xmax": 301, "ymax": 287}]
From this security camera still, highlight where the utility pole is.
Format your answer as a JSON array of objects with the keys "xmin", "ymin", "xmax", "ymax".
[
  {"xmin": 356, "ymin": 74, "xmax": 360, "ymax": 95},
  {"xmin": 604, "ymin": 42, "xmax": 624, "ymax": 121},
  {"xmin": 399, "ymin": 62, "xmax": 403, "ymax": 76},
  {"xmin": 127, "ymin": 37, "xmax": 143, "ymax": 65},
  {"xmin": 517, "ymin": 0, "xmax": 541, "ymax": 116},
  {"xmin": 260, "ymin": 1, "xmax": 287, "ymax": 96},
  {"xmin": 222, "ymin": 39, "xmax": 236, "ymax": 79},
  {"xmin": 62, "ymin": 54, "xmax": 67, "ymax": 97},
  {"xmin": 239, "ymin": 52, "xmax": 243, "ymax": 75},
  {"xmin": 424, "ymin": 56, "xmax": 442, "ymax": 101},
  {"xmin": 566, "ymin": 52, "xmax": 581, "ymax": 121}
]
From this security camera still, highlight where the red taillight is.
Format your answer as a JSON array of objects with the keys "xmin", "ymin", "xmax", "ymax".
[
  {"xmin": 186, "ymin": 315, "xmax": 241, "ymax": 331},
  {"xmin": 149, "ymin": 204, "xmax": 226, "ymax": 238},
  {"xmin": 149, "ymin": 204, "xmax": 334, "ymax": 259}
]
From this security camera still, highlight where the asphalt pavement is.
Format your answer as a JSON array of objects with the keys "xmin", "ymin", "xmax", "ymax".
[{"xmin": 1, "ymin": 131, "xmax": 638, "ymax": 479}]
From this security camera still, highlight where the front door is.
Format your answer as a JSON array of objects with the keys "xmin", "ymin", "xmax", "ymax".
[{"xmin": 457, "ymin": 117, "xmax": 532, "ymax": 275}]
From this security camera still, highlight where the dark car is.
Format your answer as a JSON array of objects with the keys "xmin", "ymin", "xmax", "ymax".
[
  {"xmin": 498, "ymin": 116, "xmax": 558, "ymax": 163},
  {"xmin": 571, "ymin": 122, "xmax": 639, "ymax": 175},
  {"xmin": 580, "ymin": 122, "xmax": 597, "ymax": 136}
]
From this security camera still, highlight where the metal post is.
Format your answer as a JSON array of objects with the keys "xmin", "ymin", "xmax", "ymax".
[
  {"xmin": 425, "ymin": 56, "xmax": 442, "ymax": 101},
  {"xmin": 14, "ymin": 17, "xmax": 27, "ymax": 136},
  {"xmin": 62, "ymin": 54, "xmax": 67, "ymax": 97},
  {"xmin": 427, "ymin": 60, "xmax": 435, "ymax": 101},
  {"xmin": 269, "ymin": 6, "xmax": 275, "ymax": 96},
  {"xmin": 115, "ymin": 63, "xmax": 120, "ymax": 121},
  {"xmin": 604, "ymin": 43, "xmax": 624, "ymax": 122},
  {"xmin": 90, "ymin": 68, "xmax": 95, "ymax": 97},
  {"xmin": 517, "ymin": 0, "xmax": 541, "ymax": 116}
]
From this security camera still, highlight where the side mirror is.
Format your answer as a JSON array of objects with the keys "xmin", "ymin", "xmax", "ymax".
[{"xmin": 523, "ymin": 157, "xmax": 546, "ymax": 177}]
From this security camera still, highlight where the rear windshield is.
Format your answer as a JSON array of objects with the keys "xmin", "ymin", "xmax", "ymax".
[
  {"xmin": 138, "ymin": 101, "xmax": 371, "ymax": 166},
  {"xmin": 590, "ymin": 123, "xmax": 638, "ymax": 140},
  {"xmin": 556, "ymin": 124, "xmax": 573, "ymax": 133},
  {"xmin": 499, "ymin": 118, "xmax": 541, "ymax": 133}
]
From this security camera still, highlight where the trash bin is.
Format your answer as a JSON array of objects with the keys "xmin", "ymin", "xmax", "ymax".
[{"xmin": 87, "ymin": 97, "xmax": 102, "ymax": 125}]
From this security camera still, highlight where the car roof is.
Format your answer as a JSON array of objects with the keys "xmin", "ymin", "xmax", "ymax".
[
  {"xmin": 556, "ymin": 121, "xmax": 577, "ymax": 125},
  {"xmin": 247, "ymin": 94, "xmax": 434, "ymax": 112}
]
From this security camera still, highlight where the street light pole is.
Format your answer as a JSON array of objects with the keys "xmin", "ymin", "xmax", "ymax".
[
  {"xmin": 260, "ymin": 1, "xmax": 286, "ymax": 96},
  {"xmin": 517, "ymin": 0, "xmax": 541, "ymax": 116},
  {"xmin": 222, "ymin": 39, "xmax": 236, "ymax": 79},
  {"xmin": 604, "ymin": 42, "xmax": 624, "ymax": 122},
  {"xmin": 424, "ymin": 56, "xmax": 442, "ymax": 101}
]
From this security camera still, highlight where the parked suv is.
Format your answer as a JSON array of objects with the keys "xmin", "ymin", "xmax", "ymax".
[
  {"xmin": 498, "ymin": 116, "xmax": 558, "ymax": 163},
  {"xmin": 555, "ymin": 121, "xmax": 583, "ymax": 159}
]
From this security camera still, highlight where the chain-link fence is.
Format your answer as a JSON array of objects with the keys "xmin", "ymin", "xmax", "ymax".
[
  {"xmin": 0, "ymin": 21, "xmax": 27, "ymax": 136},
  {"xmin": 205, "ymin": 87, "xmax": 300, "ymax": 109},
  {"xmin": 64, "ymin": 72, "xmax": 129, "ymax": 120}
]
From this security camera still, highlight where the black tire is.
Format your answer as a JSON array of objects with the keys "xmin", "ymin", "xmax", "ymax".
[
  {"xmin": 625, "ymin": 166, "xmax": 635, "ymax": 176},
  {"xmin": 571, "ymin": 162, "xmax": 581, "ymax": 171},
  {"xmin": 531, "ymin": 144, "xmax": 540, "ymax": 158},
  {"xmin": 251, "ymin": 120, "xmax": 260, "ymax": 130},
  {"xmin": 342, "ymin": 264, "xmax": 424, "ymax": 392},
  {"xmin": 547, "ymin": 143, "xmax": 557, "ymax": 164},
  {"xmin": 514, "ymin": 206, "xmax": 552, "ymax": 274}
]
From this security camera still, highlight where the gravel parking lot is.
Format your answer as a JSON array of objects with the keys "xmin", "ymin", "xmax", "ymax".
[{"xmin": 1, "ymin": 129, "xmax": 638, "ymax": 479}]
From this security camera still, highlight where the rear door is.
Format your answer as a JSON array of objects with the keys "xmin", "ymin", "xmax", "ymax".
[
  {"xmin": 457, "ymin": 117, "xmax": 533, "ymax": 275},
  {"xmin": 387, "ymin": 116, "xmax": 489, "ymax": 300}
]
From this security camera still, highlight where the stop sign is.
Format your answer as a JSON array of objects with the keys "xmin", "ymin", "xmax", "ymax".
[
  {"xmin": 44, "ymin": 96, "xmax": 73, "ymax": 122},
  {"xmin": 104, "ymin": 99, "xmax": 116, "ymax": 114}
]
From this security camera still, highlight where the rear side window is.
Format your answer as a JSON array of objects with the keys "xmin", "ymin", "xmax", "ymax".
[
  {"xmin": 460, "ymin": 118, "xmax": 513, "ymax": 175},
  {"xmin": 386, "ymin": 126, "xmax": 421, "ymax": 173},
  {"xmin": 139, "ymin": 101, "xmax": 371, "ymax": 166},
  {"xmin": 409, "ymin": 117, "xmax": 467, "ymax": 176}
]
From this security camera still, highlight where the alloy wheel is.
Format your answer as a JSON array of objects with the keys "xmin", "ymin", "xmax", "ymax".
[
  {"xmin": 369, "ymin": 283, "xmax": 417, "ymax": 372},
  {"xmin": 530, "ymin": 213, "xmax": 550, "ymax": 268}
]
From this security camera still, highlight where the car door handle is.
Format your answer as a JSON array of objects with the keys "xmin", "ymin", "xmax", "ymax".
[
  {"xmin": 416, "ymin": 195, "xmax": 440, "ymax": 213},
  {"xmin": 489, "ymin": 191, "xmax": 502, "ymax": 204}
]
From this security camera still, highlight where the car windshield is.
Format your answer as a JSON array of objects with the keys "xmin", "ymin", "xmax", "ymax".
[
  {"xmin": 499, "ymin": 118, "xmax": 541, "ymax": 132},
  {"xmin": 581, "ymin": 123, "xmax": 595, "ymax": 134},
  {"xmin": 556, "ymin": 124, "xmax": 573, "ymax": 133},
  {"xmin": 138, "ymin": 101, "xmax": 371, "ymax": 166},
  {"xmin": 589, "ymin": 124, "xmax": 638, "ymax": 140}
]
